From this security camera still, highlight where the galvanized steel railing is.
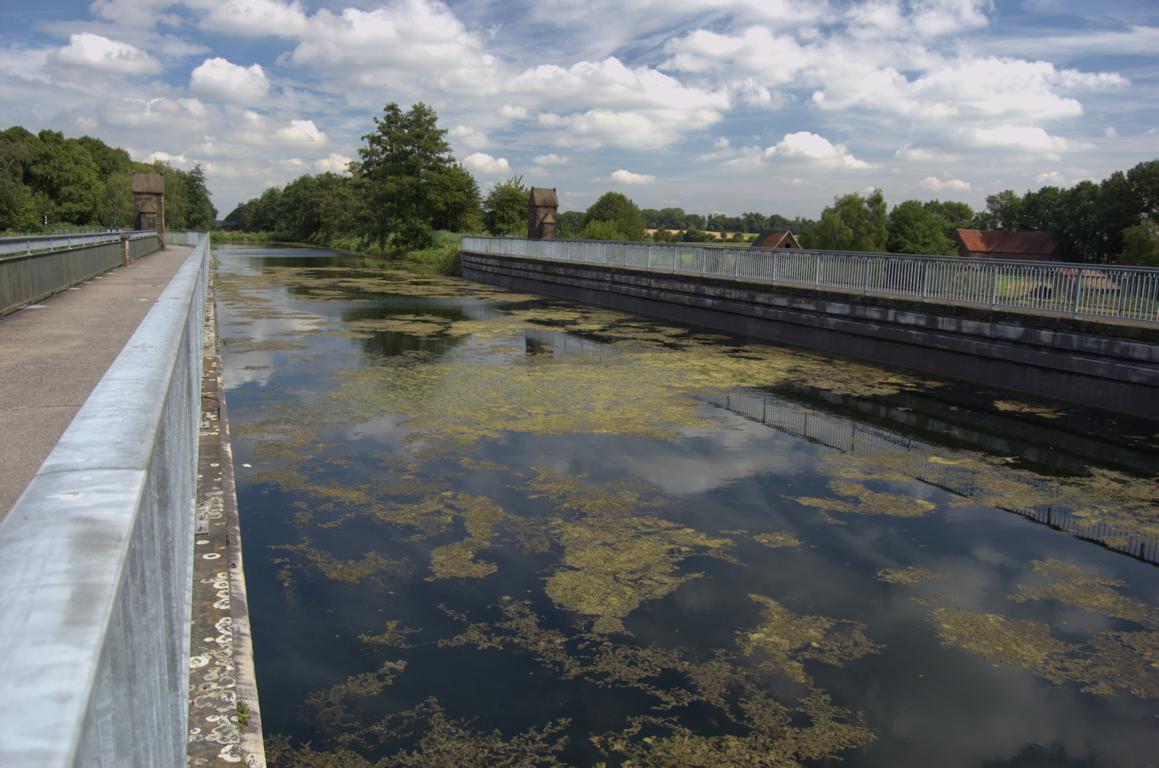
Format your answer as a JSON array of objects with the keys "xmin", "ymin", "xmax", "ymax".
[
  {"xmin": 0, "ymin": 231, "xmax": 154, "ymax": 257},
  {"xmin": 461, "ymin": 236, "xmax": 1159, "ymax": 324},
  {"xmin": 0, "ymin": 232, "xmax": 162, "ymax": 317},
  {"xmin": 0, "ymin": 235, "xmax": 210, "ymax": 767}
]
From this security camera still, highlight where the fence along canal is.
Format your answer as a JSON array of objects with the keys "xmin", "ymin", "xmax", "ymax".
[{"xmin": 462, "ymin": 236, "xmax": 1159, "ymax": 324}]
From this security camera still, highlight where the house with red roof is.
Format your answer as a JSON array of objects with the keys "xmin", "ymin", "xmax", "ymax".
[
  {"xmin": 751, "ymin": 229, "xmax": 802, "ymax": 249},
  {"xmin": 953, "ymin": 229, "xmax": 1060, "ymax": 261}
]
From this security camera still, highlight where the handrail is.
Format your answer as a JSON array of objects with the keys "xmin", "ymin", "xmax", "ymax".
[
  {"xmin": 0, "ymin": 230, "xmax": 158, "ymax": 257},
  {"xmin": 461, "ymin": 236, "xmax": 1159, "ymax": 324},
  {"xmin": 0, "ymin": 235, "xmax": 210, "ymax": 767}
]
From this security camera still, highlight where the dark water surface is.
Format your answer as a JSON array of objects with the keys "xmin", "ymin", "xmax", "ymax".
[{"xmin": 215, "ymin": 246, "xmax": 1159, "ymax": 767}]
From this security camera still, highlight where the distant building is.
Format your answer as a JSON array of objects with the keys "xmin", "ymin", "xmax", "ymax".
[
  {"xmin": 751, "ymin": 229, "xmax": 801, "ymax": 249},
  {"xmin": 527, "ymin": 187, "xmax": 559, "ymax": 239},
  {"xmin": 953, "ymin": 229, "xmax": 1059, "ymax": 261}
]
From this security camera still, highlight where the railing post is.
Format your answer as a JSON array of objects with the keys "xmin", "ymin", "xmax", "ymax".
[
  {"xmin": 921, "ymin": 260, "xmax": 929, "ymax": 300},
  {"xmin": 813, "ymin": 252, "xmax": 820, "ymax": 287},
  {"xmin": 772, "ymin": 251, "xmax": 779, "ymax": 284},
  {"xmin": 1071, "ymin": 270, "xmax": 1083, "ymax": 318},
  {"xmin": 990, "ymin": 265, "xmax": 999, "ymax": 307},
  {"xmin": 863, "ymin": 256, "xmax": 870, "ymax": 295}
]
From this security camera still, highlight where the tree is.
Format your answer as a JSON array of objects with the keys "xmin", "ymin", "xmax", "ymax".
[
  {"xmin": 812, "ymin": 189, "xmax": 888, "ymax": 252},
  {"xmin": 27, "ymin": 132, "xmax": 103, "ymax": 225},
  {"xmin": 1127, "ymin": 160, "xmax": 1159, "ymax": 221},
  {"xmin": 1096, "ymin": 170, "xmax": 1140, "ymax": 257},
  {"xmin": 483, "ymin": 175, "xmax": 528, "ymax": 235},
  {"xmin": 1119, "ymin": 221, "xmax": 1159, "ymax": 266},
  {"xmin": 976, "ymin": 190, "xmax": 1024, "ymax": 230},
  {"xmin": 582, "ymin": 191, "xmax": 645, "ymax": 240},
  {"xmin": 557, "ymin": 210, "xmax": 584, "ymax": 238},
  {"xmin": 353, "ymin": 102, "xmax": 477, "ymax": 250},
  {"xmin": 428, "ymin": 163, "xmax": 481, "ymax": 232},
  {"xmin": 887, "ymin": 200, "xmax": 957, "ymax": 255}
]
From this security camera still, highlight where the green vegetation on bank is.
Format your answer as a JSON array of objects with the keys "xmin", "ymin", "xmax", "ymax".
[{"xmin": 0, "ymin": 126, "xmax": 215, "ymax": 233}]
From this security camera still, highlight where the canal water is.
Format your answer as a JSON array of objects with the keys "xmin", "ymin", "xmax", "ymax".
[{"xmin": 215, "ymin": 245, "xmax": 1159, "ymax": 767}]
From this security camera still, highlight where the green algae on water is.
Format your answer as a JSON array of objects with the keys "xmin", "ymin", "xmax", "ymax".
[
  {"xmin": 739, "ymin": 594, "xmax": 881, "ymax": 686},
  {"xmin": 876, "ymin": 567, "xmax": 949, "ymax": 586}
]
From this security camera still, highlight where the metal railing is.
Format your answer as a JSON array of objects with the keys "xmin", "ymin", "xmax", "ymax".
[
  {"xmin": 0, "ymin": 235, "xmax": 210, "ymax": 767},
  {"xmin": 0, "ymin": 233, "xmax": 162, "ymax": 317},
  {"xmin": 0, "ymin": 231, "xmax": 155, "ymax": 257},
  {"xmin": 461, "ymin": 236, "xmax": 1159, "ymax": 324}
]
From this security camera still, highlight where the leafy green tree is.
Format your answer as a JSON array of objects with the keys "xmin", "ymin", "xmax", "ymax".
[
  {"xmin": 429, "ymin": 162, "xmax": 481, "ymax": 232},
  {"xmin": 1058, "ymin": 181, "xmax": 1102, "ymax": 262},
  {"xmin": 887, "ymin": 200, "xmax": 957, "ymax": 255},
  {"xmin": 353, "ymin": 102, "xmax": 476, "ymax": 250},
  {"xmin": 1127, "ymin": 160, "xmax": 1158, "ymax": 221},
  {"xmin": 483, "ymin": 175, "xmax": 528, "ymax": 235},
  {"xmin": 812, "ymin": 189, "xmax": 888, "ymax": 252},
  {"xmin": 1096, "ymin": 170, "xmax": 1140, "ymax": 257},
  {"xmin": 975, "ymin": 190, "xmax": 1024, "ymax": 230},
  {"xmin": 27, "ymin": 132, "xmax": 103, "ymax": 225},
  {"xmin": 582, "ymin": 191, "xmax": 645, "ymax": 240},
  {"xmin": 557, "ymin": 210, "xmax": 584, "ymax": 238},
  {"xmin": 1119, "ymin": 221, "xmax": 1159, "ymax": 266}
]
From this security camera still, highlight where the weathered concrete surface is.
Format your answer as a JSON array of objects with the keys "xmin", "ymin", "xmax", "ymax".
[
  {"xmin": 0, "ymin": 240, "xmax": 206, "ymax": 767},
  {"xmin": 189, "ymin": 271, "xmax": 266, "ymax": 767},
  {"xmin": 461, "ymin": 252, "xmax": 1159, "ymax": 420},
  {"xmin": 0, "ymin": 246, "xmax": 192, "ymax": 518}
]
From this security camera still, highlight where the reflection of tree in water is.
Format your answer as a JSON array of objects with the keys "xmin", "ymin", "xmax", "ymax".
[{"xmin": 340, "ymin": 304, "xmax": 472, "ymax": 360}]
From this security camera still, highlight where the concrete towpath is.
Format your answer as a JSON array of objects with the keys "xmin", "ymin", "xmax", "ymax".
[{"xmin": 0, "ymin": 245, "xmax": 193, "ymax": 518}]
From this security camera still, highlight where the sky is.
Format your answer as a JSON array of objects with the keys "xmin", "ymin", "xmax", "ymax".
[{"xmin": 1, "ymin": 0, "xmax": 1156, "ymax": 219}]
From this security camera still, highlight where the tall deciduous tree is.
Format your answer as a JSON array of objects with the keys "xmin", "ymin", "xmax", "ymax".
[
  {"xmin": 483, "ymin": 175, "xmax": 527, "ymax": 235},
  {"xmin": 887, "ymin": 200, "xmax": 957, "ymax": 256},
  {"xmin": 813, "ymin": 189, "xmax": 888, "ymax": 252},
  {"xmin": 582, "ymin": 191, "xmax": 646, "ymax": 240},
  {"xmin": 353, "ymin": 102, "xmax": 479, "ymax": 250}
]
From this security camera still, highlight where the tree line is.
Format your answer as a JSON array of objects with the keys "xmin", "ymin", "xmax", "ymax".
[{"xmin": 0, "ymin": 126, "xmax": 216, "ymax": 233}]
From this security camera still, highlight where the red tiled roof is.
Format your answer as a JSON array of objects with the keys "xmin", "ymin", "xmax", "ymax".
[
  {"xmin": 954, "ymin": 229, "xmax": 1058, "ymax": 256},
  {"xmin": 752, "ymin": 229, "xmax": 800, "ymax": 249}
]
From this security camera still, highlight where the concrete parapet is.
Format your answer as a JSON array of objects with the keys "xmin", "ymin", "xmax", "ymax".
[
  {"xmin": 460, "ymin": 251, "xmax": 1159, "ymax": 420},
  {"xmin": 0, "ymin": 237, "xmax": 209, "ymax": 766}
]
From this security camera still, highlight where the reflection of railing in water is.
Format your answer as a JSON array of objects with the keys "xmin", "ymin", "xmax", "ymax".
[
  {"xmin": 700, "ymin": 390, "xmax": 1158, "ymax": 565},
  {"xmin": 522, "ymin": 327, "xmax": 623, "ymax": 361}
]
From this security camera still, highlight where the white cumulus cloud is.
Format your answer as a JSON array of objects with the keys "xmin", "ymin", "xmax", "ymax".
[
  {"xmin": 190, "ymin": 58, "xmax": 269, "ymax": 103},
  {"xmin": 534, "ymin": 153, "xmax": 569, "ymax": 165},
  {"xmin": 966, "ymin": 125, "xmax": 1069, "ymax": 154},
  {"xmin": 449, "ymin": 125, "xmax": 489, "ymax": 149},
  {"xmin": 315, "ymin": 153, "xmax": 352, "ymax": 174},
  {"xmin": 765, "ymin": 132, "xmax": 871, "ymax": 169},
  {"xmin": 289, "ymin": 0, "xmax": 499, "ymax": 95},
  {"xmin": 197, "ymin": 0, "xmax": 309, "ymax": 38},
  {"xmin": 611, "ymin": 169, "xmax": 654, "ymax": 184},
  {"xmin": 919, "ymin": 176, "xmax": 972, "ymax": 192},
  {"xmin": 463, "ymin": 152, "xmax": 511, "ymax": 174},
  {"xmin": 274, "ymin": 119, "xmax": 327, "ymax": 146},
  {"xmin": 51, "ymin": 33, "xmax": 161, "ymax": 75},
  {"xmin": 499, "ymin": 104, "xmax": 529, "ymax": 119}
]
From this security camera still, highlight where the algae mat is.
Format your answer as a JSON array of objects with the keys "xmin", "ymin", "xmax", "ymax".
[{"xmin": 216, "ymin": 246, "xmax": 1159, "ymax": 768}]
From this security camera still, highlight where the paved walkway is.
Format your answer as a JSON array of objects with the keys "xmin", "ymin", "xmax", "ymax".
[{"xmin": 0, "ymin": 246, "xmax": 193, "ymax": 518}]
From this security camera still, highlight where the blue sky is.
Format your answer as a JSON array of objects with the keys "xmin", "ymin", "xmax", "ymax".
[{"xmin": 1, "ymin": 0, "xmax": 1156, "ymax": 218}]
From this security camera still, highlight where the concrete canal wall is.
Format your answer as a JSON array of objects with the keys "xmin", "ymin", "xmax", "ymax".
[
  {"xmin": 0, "ymin": 234, "xmax": 264, "ymax": 767},
  {"xmin": 460, "ymin": 251, "xmax": 1159, "ymax": 421}
]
